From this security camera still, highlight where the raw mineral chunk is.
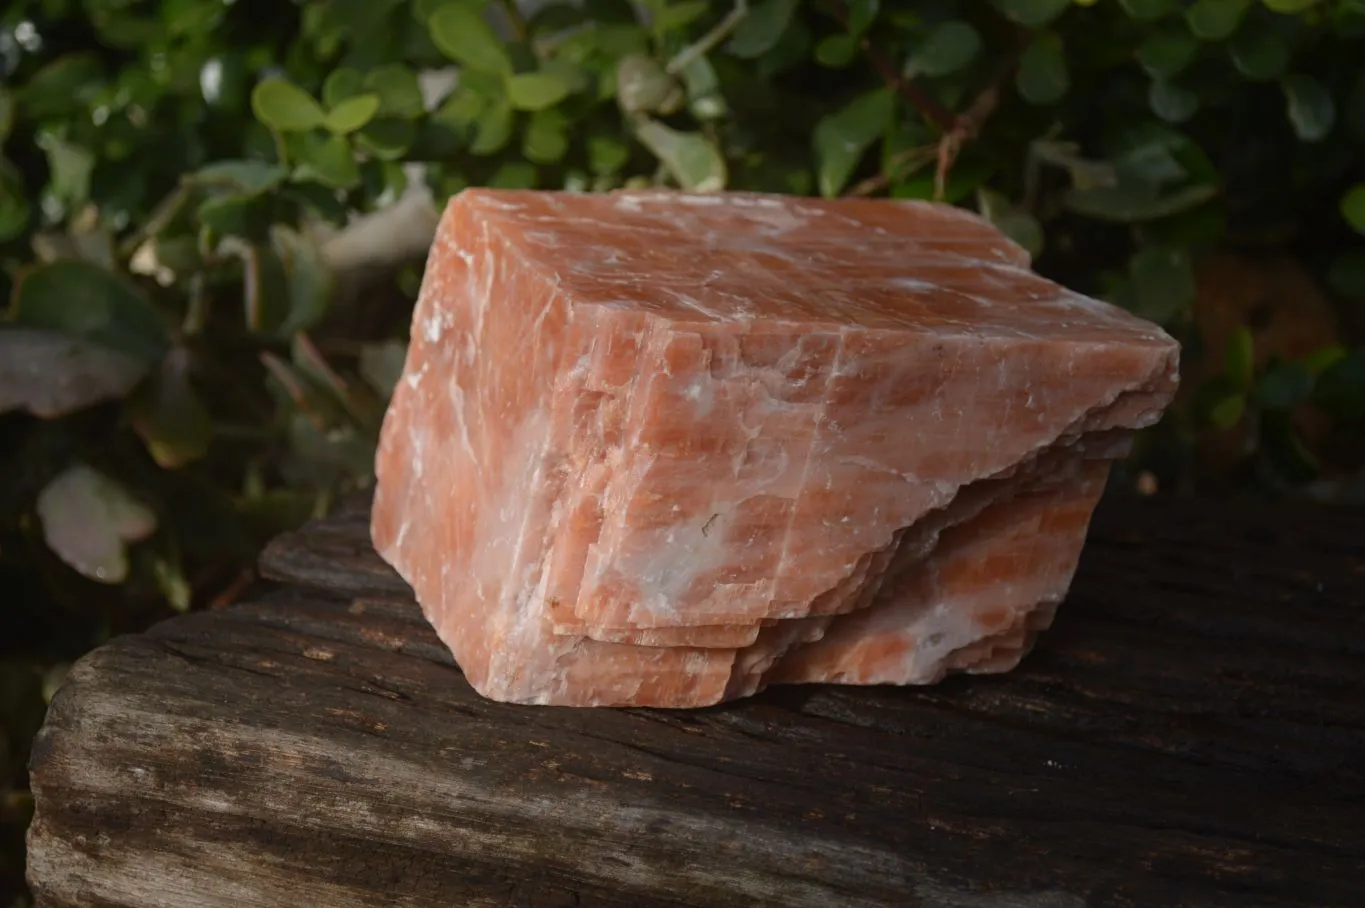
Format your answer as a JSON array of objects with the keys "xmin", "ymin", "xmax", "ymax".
[{"xmin": 371, "ymin": 188, "xmax": 1179, "ymax": 707}]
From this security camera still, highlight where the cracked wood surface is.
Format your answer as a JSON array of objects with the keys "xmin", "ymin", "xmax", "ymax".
[{"xmin": 26, "ymin": 493, "xmax": 1365, "ymax": 907}]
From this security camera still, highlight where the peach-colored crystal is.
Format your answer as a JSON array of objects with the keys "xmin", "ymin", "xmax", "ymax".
[{"xmin": 371, "ymin": 188, "xmax": 1179, "ymax": 707}]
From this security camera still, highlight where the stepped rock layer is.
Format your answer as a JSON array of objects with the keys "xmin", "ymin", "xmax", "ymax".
[{"xmin": 371, "ymin": 188, "xmax": 1180, "ymax": 707}]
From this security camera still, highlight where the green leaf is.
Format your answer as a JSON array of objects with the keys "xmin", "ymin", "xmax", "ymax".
[
  {"xmin": 470, "ymin": 98, "xmax": 514, "ymax": 155},
  {"xmin": 1252, "ymin": 361, "xmax": 1314, "ymax": 410},
  {"xmin": 0, "ymin": 327, "xmax": 146, "ymax": 418},
  {"xmin": 292, "ymin": 133, "xmax": 362, "ymax": 189},
  {"xmin": 507, "ymin": 71, "xmax": 575, "ymax": 111},
  {"xmin": 908, "ymin": 21, "xmax": 982, "ymax": 77},
  {"xmin": 727, "ymin": 0, "xmax": 798, "ymax": 58},
  {"xmin": 1259, "ymin": 409, "xmax": 1319, "ymax": 484},
  {"xmin": 1126, "ymin": 245, "xmax": 1196, "ymax": 323},
  {"xmin": 1314, "ymin": 351, "xmax": 1365, "ymax": 421},
  {"xmin": 846, "ymin": 0, "xmax": 879, "ymax": 36},
  {"xmin": 1067, "ymin": 180, "xmax": 1217, "ymax": 223},
  {"xmin": 991, "ymin": 0, "xmax": 1071, "ymax": 27},
  {"xmin": 523, "ymin": 108, "xmax": 570, "ymax": 164},
  {"xmin": 1261, "ymin": 0, "xmax": 1318, "ymax": 11},
  {"xmin": 364, "ymin": 64, "xmax": 426, "ymax": 118},
  {"xmin": 489, "ymin": 161, "xmax": 539, "ymax": 189},
  {"xmin": 588, "ymin": 134, "xmax": 632, "ymax": 175},
  {"xmin": 429, "ymin": 3, "xmax": 512, "ymax": 74},
  {"xmin": 1209, "ymin": 390, "xmax": 1246, "ymax": 429},
  {"xmin": 251, "ymin": 78, "xmax": 327, "ymax": 131},
  {"xmin": 187, "ymin": 160, "xmax": 288, "ymax": 195},
  {"xmin": 355, "ymin": 118, "xmax": 418, "ymax": 160},
  {"xmin": 1338, "ymin": 184, "xmax": 1365, "ymax": 234},
  {"xmin": 1327, "ymin": 249, "xmax": 1365, "ymax": 297},
  {"xmin": 1226, "ymin": 325, "xmax": 1255, "ymax": 389},
  {"xmin": 322, "ymin": 68, "xmax": 366, "ymax": 108},
  {"xmin": 0, "ymin": 88, "xmax": 13, "ymax": 143},
  {"xmin": 40, "ymin": 136, "xmax": 94, "ymax": 207},
  {"xmin": 36, "ymin": 464, "xmax": 156, "ymax": 584},
  {"xmin": 273, "ymin": 226, "xmax": 333, "ymax": 337},
  {"xmin": 1185, "ymin": 0, "xmax": 1250, "ymax": 40},
  {"xmin": 815, "ymin": 34, "xmax": 858, "ymax": 67},
  {"xmin": 977, "ymin": 189, "xmax": 1044, "ymax": 258},
  {"xmin": 20, "ymin": 54, "xmax": 104, "ymax": 119},
  {"xmin": 1016, "ymin": 34, "xmax": 1069, "ymax": 105},
  {"xmin": 1228, "ymin": 22, "xmax": 1290, "ymax": 80},
  {"xmin": 12, "ymin": 261, "xmax": 168, "ymax": 364},
  {"xmin": 812, "ymin": 88, "xmax": 893, "ymax": 197},
  {"xmin": 635, "ymin": 120, "xmax": 727, "ymax": 191},
  {"xmin": 652, "ymin": 0, "xmax": 709, "ymax": 33},
  {"xmin": 1282, "ymin": 73, "xmax": 1335, "ymax": 141},
  {"xmin": 681, "ymin": 56, "xmax": 727, "ymax": 120},
  {"xmin": 1137, "ymin": 27, "xmax": 1200, "ymax": 78},
  {"xmin": 128, "ymin": 349, "xmax": 213, "ymax": 469},
  {"xmin": 197, "ymin": 192, "xmax": 273, "ymax": 240},
  {"xmin": 1149, "ymin": 78, "xmax": 1200, "ymax": 121},
  {"xmin": 1120, "ymin": 0, "xmax": 1176, "ymax": 20},
  {"xmin": 0, "ymin": 160, "xmax": 30, "ymax": 243},
  {"xmin": 324, "ymin": 93, "xmax": 381, "ymax": 134}
]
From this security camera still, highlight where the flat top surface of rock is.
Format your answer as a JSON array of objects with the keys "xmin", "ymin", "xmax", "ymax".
[{"xmin": 449, "ymin": 188, "xmax": 1173, "ymax": 341}]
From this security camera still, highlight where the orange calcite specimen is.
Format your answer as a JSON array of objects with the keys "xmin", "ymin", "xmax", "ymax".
[{"xmin": 371, "ymin": 188, "xmax": 1179, "ymax": 707}]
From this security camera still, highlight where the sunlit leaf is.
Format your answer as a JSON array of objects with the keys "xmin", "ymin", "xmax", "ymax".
[{"xmin": 0, "ymin": 328, "xmax": 146, "ymax": 418}]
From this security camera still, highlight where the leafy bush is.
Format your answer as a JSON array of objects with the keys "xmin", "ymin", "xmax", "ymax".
[{"xmin": 2, "ymin": 0, "xmax": 1364, "ymax": 900}]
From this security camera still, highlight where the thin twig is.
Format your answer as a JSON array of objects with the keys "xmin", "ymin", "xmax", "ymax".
[
  {"xmin": 667, "ymin": 0, "xmax": 749, "ymax": 75},
  {"xmin": 934, "ymin": 81, "xmax": 1001, "ymax": 200},
  {"xmin": 824, "ymin": 0, "xmax": 956, "ymax": 131},
  {"xmin": 845, "ymin": 144, "xmax": 937, "ymax": 197}
]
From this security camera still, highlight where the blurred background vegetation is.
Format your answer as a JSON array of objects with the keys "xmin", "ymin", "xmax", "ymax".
[{"xmin": 2, "ymin": 0, "xmax": 1364, "ymax": 901}]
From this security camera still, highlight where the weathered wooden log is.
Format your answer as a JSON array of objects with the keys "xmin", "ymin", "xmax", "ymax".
[{"xmin": 25, "ymin": 493, "xmax": 1365, "ymax": 907}]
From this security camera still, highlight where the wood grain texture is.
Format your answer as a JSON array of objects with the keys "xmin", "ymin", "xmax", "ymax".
[{"xmin": 27, "ymin": 493, "xmax": 1365, "ymax": 908}]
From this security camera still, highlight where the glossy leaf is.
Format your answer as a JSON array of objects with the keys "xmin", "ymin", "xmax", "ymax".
[
  {"xmin": 292, "ymin": 133, "xmax": 362, "ymax": 189},
  {"xmin": 1338, "ymin": 183, "xmax": 1365, "ymax": 235},
  {"xmin": 36, "ymin": 464, "xmax": 157, "ymax": 585},
  {"xmin": 324, "ymin": 93, "xmax": 381, "ymax": 134},
  {"xmin": 635, "ymin": 120, "xmax": 727, "ymax": 191},
  {"xmin": 812, "ymin": 88, "xmax": 893, "ymax": 197},
  {"xmin": 364, "ymin": 64, "xmax": 426, "ymax": 118},
  {"xmin": 1185, "ymin": 0, "xmax": 1250, "ymax": 40},
  {"xmin": 1228, "ymin": 22, "xmax": 1291, "ymax": 80},
  {"xmin": 429, "ymin": 4, "xmax": 512, "ymax": 74},
  {"xmin": 1126, "ymin": 245, "xmax": 1196, "ymax": 323},
  {"xmin": 251, "ymin": 78, "xmax": 327, "ymax": 131},
  {"xmin": 1225, "ymin": 325, "xmax": 1255, "ymax": 389},
  {"xmin": 815, "ymin": 35, "xmax": 858, "ymax": 67},
  {"xmin": 0, "ymin": 328, "xmax": 146, "ymax": 418},
  {"xmin": 1137, "ymin": 27, "xmax": 1200, "ymax": 78},
  {"xmin": 128, "ymin": 348, "xmax": 213, "ymax": 469},
  {"xmin": 991, "ymin": 0, "xmax": 1071, "ymax": 27},
  {"xmin": 523, "ymin": 108, "xmax": 570, "ymax": 164},
  {"xmin": 908, "ymin": 21, "xmax": 982, "ymax": 77},
  {"xmin": 322, "ymin": 68, "xmax": 366, "ymax": 108},
  {"xmin": 846, "ymin": 0, "xmax": 880, "ymax": 36},
  {"xmin": 1282, "ymin": 73, "xmax": 1335, "ymax": 141},
  {"xmin": 1149, "ymin": 79, "xmax": 1200, "ymax": 121},
  {"xmin": 1120, "ymin": 0, "xmax": 1177, "ymax": 20},
  {"xmin": 727, "ymin": 0, "xmax": 798, "ymax": 58},
  {"xmin": 12, "ymin": 261, "xmax": 168, "ymax": 364},
  {"xmin": 0, "ymin": 160, "xmax": 29, "ymax": 243},
  {"xmin": 507, "ymin": 71, "xmax": 575, "ymax": 111},
  {"xmin": 1016, "ymin": 34, "xmax": 1069, "ymax": 104}
]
